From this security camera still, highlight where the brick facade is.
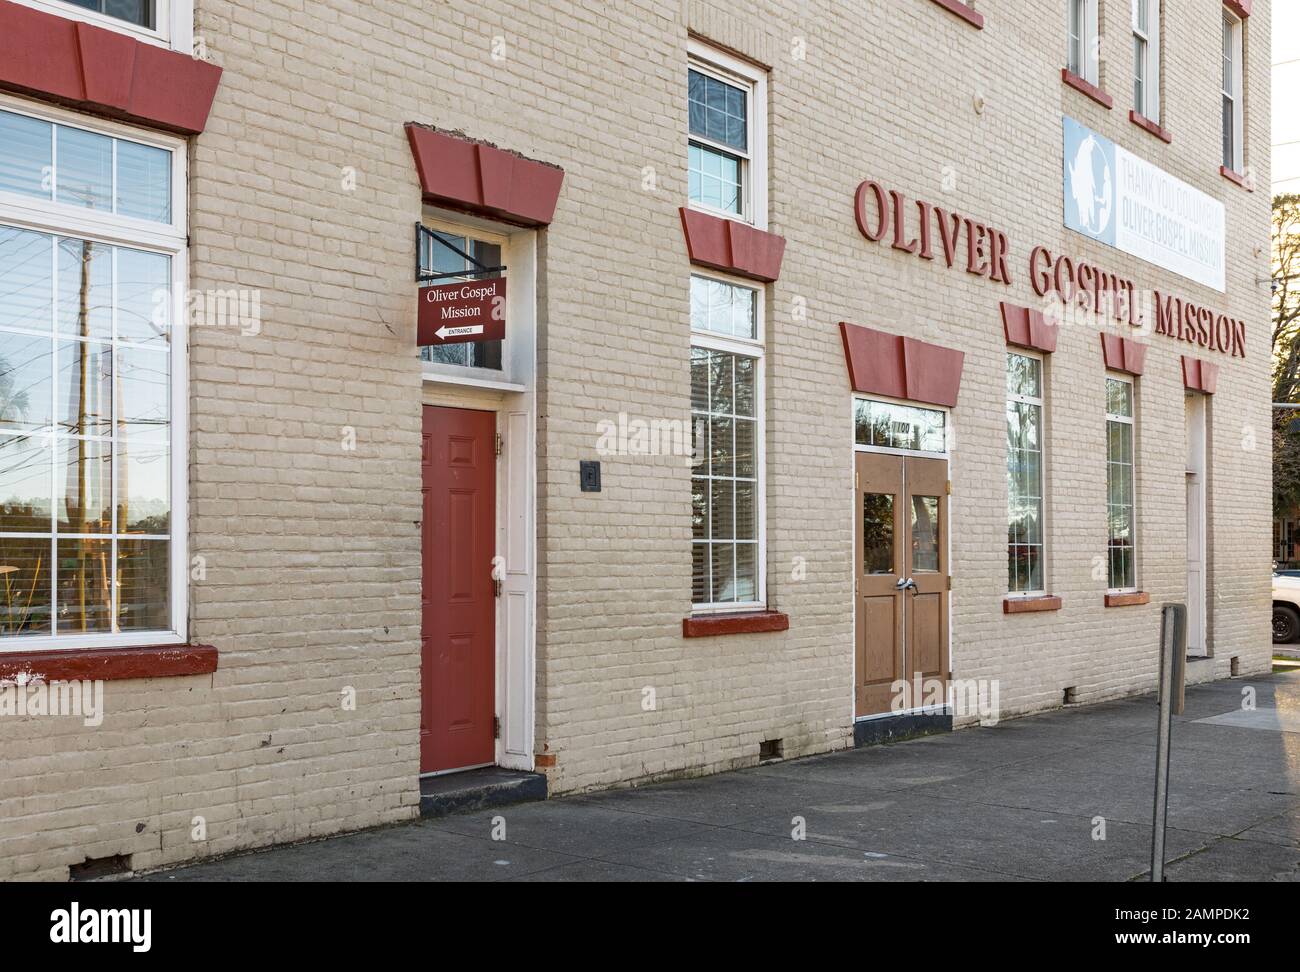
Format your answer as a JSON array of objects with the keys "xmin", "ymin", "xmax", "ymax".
[{"xmin": 0, "ymin": 0, "xmax": 1273, "ymax": 879}]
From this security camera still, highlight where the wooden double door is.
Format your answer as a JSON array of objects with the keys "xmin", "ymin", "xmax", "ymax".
[{"xmin": 854, "ymin": 451, "xmax": 950, "ymax": 718}]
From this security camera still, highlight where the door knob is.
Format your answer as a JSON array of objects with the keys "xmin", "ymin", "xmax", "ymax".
[{"xmin": 895, "ymin": 577, "xmax": 917, "ymax": 592}]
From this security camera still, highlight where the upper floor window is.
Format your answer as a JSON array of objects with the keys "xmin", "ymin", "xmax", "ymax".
[
  {"xmin": 12, "ymin": 1, "xmax": 191, "ymax": 52},
  {"xmin": 1222, "ymin": 10, "xmax": 1244, "ymax": 172},
  {"xmin": 66, "ymin": 0, "xmax": 155, "ymax": 29},
  {"xmin": 1066, "ymin": 0, "xmax": 1099, "ymax": 86},
  {"xmin": 1105, "ymin": 375, "xmax": 1137, "ymax": 591},
  {"xmin": 1132, "ymin": 0, "xmax": 1161, "ymax": 121},
  {"xmin": 0, "ymin": 99, "xmax": 187, "ymax": 650},
  {"xmin": 687, "ymin": 41, "xmax": 767, "ymax": 227}
]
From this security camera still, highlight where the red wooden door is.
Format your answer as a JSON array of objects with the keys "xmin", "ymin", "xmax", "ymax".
[{"xmin": 421, "ymin": 405, "xmax": 496, "ymax": 774}]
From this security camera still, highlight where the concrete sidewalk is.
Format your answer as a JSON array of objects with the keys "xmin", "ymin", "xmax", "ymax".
[{"xmin": 141, "ymin": 670, "xmax": 1300, "ymax": 882}]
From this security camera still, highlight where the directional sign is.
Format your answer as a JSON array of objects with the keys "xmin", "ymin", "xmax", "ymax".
[{"xmin": 418, "ymin": 278, "xmax": 506, "ymax": 346}]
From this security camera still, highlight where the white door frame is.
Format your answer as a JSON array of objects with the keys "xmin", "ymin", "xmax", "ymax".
[
  {"xmin": 1185, "ymin": 392, "xmax": 1208, "ymax": 656},
  {"xmin": 420, "ymin": 210, "xmax": 538, "ymax": 773}
]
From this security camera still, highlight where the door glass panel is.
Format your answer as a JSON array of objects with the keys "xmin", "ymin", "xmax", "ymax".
[
  {"xmin": 862, "ymin": 493, "xmax": 895, "ymax": 574},
  {"xmin": 911, "ymin": 495, "xmax": 941, "ymax": 572}
]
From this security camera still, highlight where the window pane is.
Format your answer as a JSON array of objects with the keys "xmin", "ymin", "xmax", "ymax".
[
  {"xmin": 687, "ymin": 69, "xmax": 747, "ymax": 150},
  {"xmin": 734, "ymin": 544, "xmax": 757, "ymax": 602},
  {"xmin": 0, "ymin": 433, "xmax": 52, "ymax": 532},
  {"xmin": 0, "ymin": 227, "xmax": 53, "ymax": 334},
  {"xmin": 691, "ymin": 542, "xmax": 709, "ymax": 603},
  {"xmin": 56, "ymin": 535, "xmax": 113, "ymax": 633},
  {"xmin": 55, "ymin": 126, "xmax": 113, "ymax": 211},
  {"xmin": 863, "ymin": 493, "xmax": 894, "ymax": 574},
  {"xmin": 1106, "ymin": 377, "xmax": 1132, "ymax": 417},
  {"xmin": 690, "ymin": 275, "xmax": 756, "ymax": 340},
  {"xmin": 1007, "ymin": 352, "xmax": 1041, "ymax": 399},
  {"xmin": 116, "ymin": 537, "xmax": 169, "ymax": 630},
  {"xmin": 853, "ymin": 399, "xmax": 946, "ymax": 454},
  {"xmin": 0, "ymin": 333, "xmax": 54, "ymax": 430},
  {"xmin": 56, "ymin": 437, "xmax": 111, "ymax": 534},
  {"xmin": 119, "ymin": 438, "xmax": 169, "ymax": 534},
  {"xmin": 116, "ymin": 346, "xmax": 169, "ymax": 439},
  {"xmin": 0, "ymin": 111, "xmax": 52, "ymax": 201},
  {"xmin": 911, "ymin": 496, "xmax": 940, "ymax": 572},
  {"xmin": 688, "ymin": 142, "xmax": 742, "ymax": 214},
  {"xmin": 734, "ymin": 480, "xmax": 755, "ymax": 540},
  {"xmin": 117, "ymin": 247, "xmax": 171, "ymax": 346},
  {"xmin": 710, "ymin": 542, "xmax": 735, "ymax": 605},
  {"xmin": 56, "ymin": 339, "xmax": 113, "ymax": 437},
  {"xmin": 734, "ymin": 417, "xmax": 755, "ymax": 478},
  {"xmin": 67, "ymin": 0, "xmax": 156, "ymax": 29},
  {"xmin": 115, "ymin": 139, "xmax": 171, "ymax": 223},
  {"xmin": 1106, "ymin": 416, "xmax": 1136, "ymax": 589},
  {"xmin": 691, "ymin": 479, "xmax": 708, "ymax": 539},
  {"xmin": 0, "ymin": 535, "xmax": 51, "ymax": 634},
  {"xmin": 710, "ymin": 479, "xmax": 733, "ymax": 540},
  {"xmin": 57, "ymin": 238, "xmax": 112, "ymax": 340}
]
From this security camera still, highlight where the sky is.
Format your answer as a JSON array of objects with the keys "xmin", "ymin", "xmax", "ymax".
[{"xmin": 1275, "ymin": 2, "xmax": 1300, "ymax": 194}]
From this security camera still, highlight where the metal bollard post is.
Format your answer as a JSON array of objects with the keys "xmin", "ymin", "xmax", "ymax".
[{"xmin": 1151, "ymin": 603, "xmax": 1186, "ymax": 882}]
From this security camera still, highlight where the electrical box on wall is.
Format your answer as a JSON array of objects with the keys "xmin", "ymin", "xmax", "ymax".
[{"xmin": 579, "ymin": 460, "xmax": 601, "ymax": 492}]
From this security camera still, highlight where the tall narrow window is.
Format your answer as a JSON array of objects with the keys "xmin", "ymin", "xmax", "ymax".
[
  {"xmin": 1007, "ymin": 352, "xmax": 1045, "ymax": 595},
  {"xmin": 1132, "ymin": 0, "xmax": 1160, "ymax": 121},
  {"xmin": 691, "ymin": 275, "xmax": 763, "ymax": 609},
  {"xmin": 1106, "ymin": 376, "xmax": 1137, "ymax": 592},
  {"xmin": 1222, "ymin": 11, "xmax": 1244, "ymax": 172},
  {"xmin": 1067, "ymin": 0, "xmax": 1099, "ymax": 85},
  {"xmin": 687, "ymin": 42, "xmax": 767, "ymax": 227},
  {"xmin": 0, "ymin": 103, "xmax": 185, "ymax": 648}
]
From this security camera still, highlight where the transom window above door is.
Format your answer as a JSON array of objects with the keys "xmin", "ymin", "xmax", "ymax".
[
  {"xmin": 418, "ymin": 227, "xmax": 503, "ymax": 371},
  {"xmin": 854, "ymin": 399, "xmax": 947, "ymax": 455}
]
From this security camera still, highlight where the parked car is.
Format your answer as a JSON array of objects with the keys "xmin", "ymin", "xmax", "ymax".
[{"xmin": 1273, "ymin": 571, "xmax": 1300, "ymax": 643}]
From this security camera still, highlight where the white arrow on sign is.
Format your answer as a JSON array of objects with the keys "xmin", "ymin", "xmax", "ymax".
[{"xmin": 435, "ymin": 323, "xmax": 485, "ymax": 341}]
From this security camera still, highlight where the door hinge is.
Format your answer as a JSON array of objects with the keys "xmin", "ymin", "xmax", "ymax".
[
  {"xmin": 493, "ymin": 716, "xmax": 501, "ymax": 740},
  {"xmin": 946, "ymin": 575, "xmax": 952, "ymax": 591},
  {"xmin": 495, "ymin": 432, "xmax": 503, "ymax": 457},
  {"xmin": 493, "ymin": 577, "xmax": 503, "ymax": 598},
  {"xmin": 945, "ymin": 480, "xmax": 953, "ymax": 495}
]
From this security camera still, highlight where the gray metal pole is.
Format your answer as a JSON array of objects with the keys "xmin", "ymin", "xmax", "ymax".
[{"xmin": 1151, "ymin": 604, "xmax": 1187, "ymax": 882}]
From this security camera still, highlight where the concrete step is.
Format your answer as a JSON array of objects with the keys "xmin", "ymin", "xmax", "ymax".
[{"xmin": 419, "ymin": 767, "xmax": 547, "ymax": 818}]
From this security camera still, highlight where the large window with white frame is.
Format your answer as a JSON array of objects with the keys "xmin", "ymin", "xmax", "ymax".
[
  {"xmin": 1222, "ymin": 9, "xmax": 1245, "ymax": 173},
  {"xmin": 0, "ymin": 99, "xmax": 187, "ymax": 649},
  {"xmin": 1067, "ymin": 0, "xmax": 1100, "ymax": 86},
  {"xmin": 11, "ymin": 0, "xmax": 192, "ymax": 51},
  {"xmin": 1007, "ymin": 351, "xmax": 1045, "ymax": 595},
  {"xmin": 1105, "ymin": 374, "xmax": 1137, "ymax": 592},
  {"xmin": 687, "ymin": 41, "xmax": 767, "ymax": 228},
  {"xmin": 1132, "ymin": 0, "xmax": 1161, "ymax": 121},
  {"xmin": 690, "ymin": 274, "xmax": 764, "ymax": 610}
]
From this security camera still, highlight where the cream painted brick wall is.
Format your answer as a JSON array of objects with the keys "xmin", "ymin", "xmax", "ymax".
[{"xmin": 0, "ymin": 0, "xmax": 1273, "ymax": 878}]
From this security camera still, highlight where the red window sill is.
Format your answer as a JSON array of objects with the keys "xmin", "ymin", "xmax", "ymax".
[
  {"xmin": 1129, "ymin": 110, "xmax": 1172, "ymax": 144},
  {"xmin": 1220, "ymin": 165, "xmax": 1253, "ymax": 191},
  {"xmin": 928, "ymin": 0, "xmax": 984, "ymax": 29},
  {"xmin": 1105, "ymin": 591, "xmax": 1151, "ymax": 608},
  {"xmin": 683, "ymin": 611, "xmax": 790, "ymax": 638},
  {"xmin": 0, "ymin": 644, "xmax": 217, "ymax": 681},
  {"xmin": 1061, "ymin": 69, "xmax": 1113, "ymax": 110},
  {"xmin": 1003, "ymin": 595, "xmax": 1062, "ymax": 614}
]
